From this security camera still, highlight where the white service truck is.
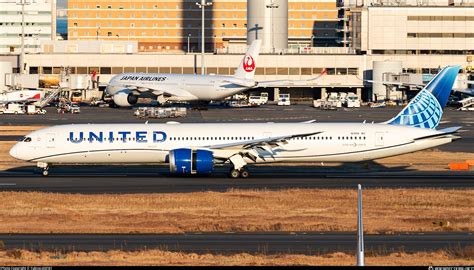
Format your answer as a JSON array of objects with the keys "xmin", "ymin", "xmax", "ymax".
[
  {"xmin": 26, "ymin": 105, "xmax": 47, "ymax": 115},
  {"xmin": 277, "ymin": 94, "xmax": 291, "ymax": 106},
  {"xmin": 248, "ymin": 95, "xmax": 267, "ymax": 106},
  {"xmin": 0, "ymin": 103, "xmax": 25, "ymax": 114},
  {"xmin": 260, "ymin": 92, "xmax": 269, "ymax": 103},
  {"xmin": 346, "ymin": 93, "xmax": 361, "ymax": 108}
]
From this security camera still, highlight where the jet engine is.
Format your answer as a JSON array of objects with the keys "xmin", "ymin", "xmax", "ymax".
[
  {"xmin": 169, "ymin": 148, "xmax": 214, "ymax": 175},
  {"xmin": 112, "ymin": 90, "xmax": 138, "ymax": 107}
]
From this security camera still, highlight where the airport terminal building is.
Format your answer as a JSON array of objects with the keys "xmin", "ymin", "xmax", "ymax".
[
  {"xmin": 66, "ymin": 0, "xmax": 346, "ymax": 52},
  {"xmin": 0, "ymin": 0, "xmax": 56, "ymax": 54},
  {"xmin": 0, "ymin": 2, "xmax": 473, "ymax": 102}
]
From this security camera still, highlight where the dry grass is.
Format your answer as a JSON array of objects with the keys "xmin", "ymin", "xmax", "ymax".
[
  {"xmin": 0, "ymin": 189, "xmax": 472, "ymax": 234},
  {"xmin": 0, "ymin": 126, "xmax": 45, "ymax": 136},
  {"xmin": 0, "ymin": 249, "xmax": 472, "ymax": 266},
  {"xmin": 0, "ymin": 142, "xmax": 29, "ymax": 170}
]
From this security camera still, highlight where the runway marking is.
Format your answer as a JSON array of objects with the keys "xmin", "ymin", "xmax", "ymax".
[{"xmin": 0, "ymin": 183, "xmax": 17, "ymax": 186}]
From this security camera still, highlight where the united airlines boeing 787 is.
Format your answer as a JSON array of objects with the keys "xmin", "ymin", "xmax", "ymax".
[{"xmin": 10, "ymin": 66, "xmax": 461, "ymax": 178}]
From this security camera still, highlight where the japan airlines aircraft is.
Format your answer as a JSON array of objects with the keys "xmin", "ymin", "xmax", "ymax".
[
  {"xmin": 0, "ymin": 90, "xmax": 44, "ymax": 104},
  {"xmin": 10, "ymin": 66, "xmax": 461, "ymax": 178},
  {"xmin": 106, "ymin": 40, "xmax": 262, "ymax": 107}
]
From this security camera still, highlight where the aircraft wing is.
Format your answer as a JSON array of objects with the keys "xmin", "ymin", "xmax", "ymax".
[
  {"xmin": 256, "ymin": 69, "xmax": 327, "ymax": 88},
  {"xmin": 207, "ymin": 131, "xmax": 323, "ymax": 162},
  {"xmin": 110, "ymin": 82, "xmax": 197, "ymax": 99},
  {"xmin": 207, "ymin": 131, "xmax": 322, "ymax": 150},
  {"xmin": 221, "ymin": 78, "xmax": 257, "ymax": 88},
  {"xmin": 453, "ymin": 88, "xmax": 474, "ymax": 96},
  {"xmin": 365, "ymin": 80, "xmax": 424, "ymax": 88}
]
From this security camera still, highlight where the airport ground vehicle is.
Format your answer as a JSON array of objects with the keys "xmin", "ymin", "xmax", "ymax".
[
  {"xmin": 327, "ymin": 93, "xmax": 343, "ymax": 108},
  {"xmin": 277, "ymin": 94, "xmax": 291, "ymax": 106},
  {"xmin": 90, "ymin": 97, "xmax": 108, "ymax": 107},
  {"xmin": 346, "ymin": 93, "xmax": 361, "ymax": 108},
  {"xmin": 226, "ymin": 99, "xmax": 257, "ymax": 108},
  {"xmin": 313, "ymin": 99, "xmax": 338, "ymax": 110},
  {"xmin": 71, "ymin": 92, "xmax": 83, "ymax": 103},
  {"xmin": 458, "ymin": 97, "xmax": 474, "ymax": 111},
  {"xmin": 0, "ymin": 103, "xmax": 25, "ymax": 114},
  {"xmin": 134, "ymin": 107, "xmax": 187, "ymax": 119},
  {"xmin": 9, "ymin": 66, "xmax": 462, "ymax": 178},
  {"xmin": 70, "ymin": 104, "xmax": 81, "ymax": 114},
  {"xmin": 25, "ymin": 105, "xmax": 46, "ymax": 115},
  {"xmin": 248, "ymin": 95, "xmax": 267, "ymax": 106},
  {"xmin": 57, "ymin": 100, "xmax": 81, "ymax": 114}
]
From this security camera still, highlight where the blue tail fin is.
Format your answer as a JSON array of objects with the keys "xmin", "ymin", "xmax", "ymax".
[{"xmin": 385, "ymin": 65, "xmax": 460, "ymax": 129}]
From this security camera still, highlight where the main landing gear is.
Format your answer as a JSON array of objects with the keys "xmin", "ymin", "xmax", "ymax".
[{"xmin": 229, "ymin": 167, "xmax": 249, "ymax": 179}]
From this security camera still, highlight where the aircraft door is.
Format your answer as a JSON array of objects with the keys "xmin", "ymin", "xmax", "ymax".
[
  {"xmin": 46, "ymin": 133, "xmax": 56, "ymax": 148},
  {"xmin": 375, "ymin": 132, "xmax": 384, "ymax": 147}
]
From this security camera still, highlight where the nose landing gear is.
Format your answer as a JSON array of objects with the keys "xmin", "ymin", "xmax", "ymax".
[{"xmin": 37, "ymin": 162, "xmax": 49, "ymax": 177}]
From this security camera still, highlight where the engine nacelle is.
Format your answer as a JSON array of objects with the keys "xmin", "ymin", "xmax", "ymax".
[
  {"xmin": 112, "ymin": 90, "xmax": 138, "ymax": 107},
  {"xmin": 169, "ymin": 148, "xmax": 214, "ymax": 175}
]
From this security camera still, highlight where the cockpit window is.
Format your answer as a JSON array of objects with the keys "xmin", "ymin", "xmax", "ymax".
[{"xmin": 22, "ymin": 137, "xmax": 32, "ymax": 142}]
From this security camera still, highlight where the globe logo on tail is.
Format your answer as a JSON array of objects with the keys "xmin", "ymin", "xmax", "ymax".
[{"xmin": 243, "ymin": 55, "xmax": 255, "ymax": 72}]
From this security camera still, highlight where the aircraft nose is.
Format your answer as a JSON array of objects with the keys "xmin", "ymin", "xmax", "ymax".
[{"xmin": 9, "ymin": 144, "xmax": 22, "ymax": 160}]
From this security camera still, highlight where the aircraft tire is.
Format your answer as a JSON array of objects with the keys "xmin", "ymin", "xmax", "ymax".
[
  {"xmin": 229, "ymin": 169, "xmax": 240, "ymax": 179},
  {"xmin": 240, "ymin": 169, "xmax": 249, "ymax": 178}
]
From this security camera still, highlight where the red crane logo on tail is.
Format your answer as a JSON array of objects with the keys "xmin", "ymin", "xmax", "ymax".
[{"xmin": 243, "ymin": 55, "xmax": 255, "ymax": 73}]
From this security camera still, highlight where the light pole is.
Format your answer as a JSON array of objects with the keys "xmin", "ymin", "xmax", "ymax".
[
  {"xmin": 35, "ymin": 29, "xmax": 41, "ymax": 53},
  {"xmin": 196, "ymin": 0, "xmax": 212, "ymax": 74},
  {"xmin": 213, "ymin": 35, "xmax": 216, "ymax": 53},
  {"xmin": 17, "ymin": 0, "xmax": 30, "ymax": 74},
  {"xmin": 187, "ymin": 34, "xmax": 191, "ymax": 54},
  {"xmin": 310, "ymin": 34, "xmax": 315, "ymax": 47},
  {"xmin": 96, "ymin": 26, "xmax": 100, "ymax": 40},
  {"xmin": 266, "ymin": 1, "xmax": 279, "ymax": 54}
]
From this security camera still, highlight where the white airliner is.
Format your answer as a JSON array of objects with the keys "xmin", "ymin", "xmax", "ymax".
[
  {"xmin": 0, "ymin": 90, "xmax": 44, "ymax": 104},
  {"xmin": 106, "ymin": 40, "xmax": 262, "ymax": 107},
  {"xmin": 10, "ymin": 66, "xmax": 461, "ymax": 178}
]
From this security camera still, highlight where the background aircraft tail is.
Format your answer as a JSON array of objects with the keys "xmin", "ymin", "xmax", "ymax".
[
  {"xmin": 385, "ymin": 65, "xmax": 461, "ymax": 129},
  {"xmin": 234, "ymin": 40, "xmax": 262, "ymax": 80}
]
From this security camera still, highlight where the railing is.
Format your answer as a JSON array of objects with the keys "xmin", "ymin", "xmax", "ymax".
[{"xmin": 216, "ymin": 46, "xmax": 356, "ymax": 55}]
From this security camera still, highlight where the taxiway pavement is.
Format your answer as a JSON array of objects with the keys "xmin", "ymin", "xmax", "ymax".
[{"xmin": 0, "ymin": 232, "xmax": 471, "ymax": 254}]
